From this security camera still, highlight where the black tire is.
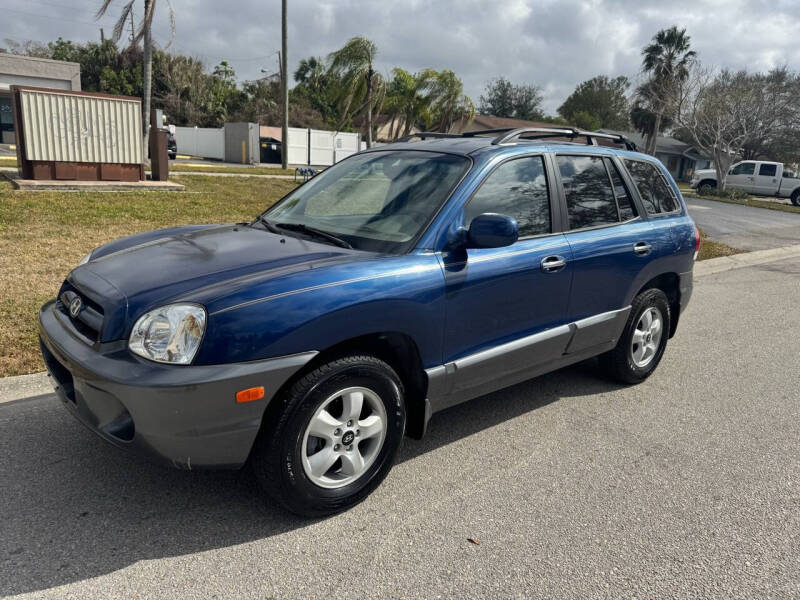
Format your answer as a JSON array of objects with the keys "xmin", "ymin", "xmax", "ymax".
[
  {"xmin": 698, "ymin": 180, "xmax": 716, "ymax": 194},
  {"xmin": 599, "ymin": 289, "xmax": 671, "ymax": 384},
  {"xmin": 251, "ymin": 355, "xmax": 406, "ymax": 517},
  {"xmin": 791, "ymin": 190, "xmax": 800, "ymax": 207}
]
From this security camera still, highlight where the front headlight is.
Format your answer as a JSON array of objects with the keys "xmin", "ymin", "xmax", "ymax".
[
  {"xmin": 77, "ymin": 252, "xmax": 92, "ymax": 266},
  {"xmin": 129, "ymin": 303, "xmax": 207, "ymax": 365}
]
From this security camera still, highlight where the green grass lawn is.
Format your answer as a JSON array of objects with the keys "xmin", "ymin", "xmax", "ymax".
[
  {"xmin": 0, "ymin": 157, "xmax": 296, "ymax": 177},
  {"xmin": 0, "ymin": 175, "xmax": 297, "ymax": 376},
  {"xmin": 168, "ymin": 163, "xmax": 296, "ymax": 176},
  {"xmin": 697, "ymin": 228, "xmax": 743, "ymax": 261}
]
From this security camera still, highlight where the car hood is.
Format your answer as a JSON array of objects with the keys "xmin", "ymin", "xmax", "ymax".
[
  {"xmin": 67, "ymin": 224, "xmax": 363, "ymax": 341},
  {"xmin": 693, "ymin": 168, "xmax": 716, "ymax": 178}
]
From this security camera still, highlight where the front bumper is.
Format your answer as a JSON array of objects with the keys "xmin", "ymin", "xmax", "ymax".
[{"xmin": 39, "ymin": 300, "xmax": 316, "ymax": 469}]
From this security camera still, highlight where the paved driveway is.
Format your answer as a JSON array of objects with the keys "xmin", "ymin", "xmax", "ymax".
[
  {"xmin": 2, "ymin": 258, "xmax": 799, "ymax": 599},
  {"xmin": 686, "ymin": 197, "xmax": 800, "ymax": 250}
]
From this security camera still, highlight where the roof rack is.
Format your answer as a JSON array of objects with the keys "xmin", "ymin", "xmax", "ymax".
[
  {"xmin": 490, "ymin": 127, "xmax": 638, "ymax": 150},
  {"xmin": 394, "ymin": 132, "xmax": 462, "ymax": 142},
  {"xmin": 394, "ymin": 127, "xmax": 637, "ymax": 151}
]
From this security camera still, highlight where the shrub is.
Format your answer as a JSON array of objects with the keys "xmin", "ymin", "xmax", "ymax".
[{"xmin": 697, "ymin": 185, "xmax": 749, "ymax": 201}]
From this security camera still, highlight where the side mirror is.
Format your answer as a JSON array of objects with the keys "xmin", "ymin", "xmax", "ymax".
[{"xmin": 467, "ymin": 213, "xmax": 519, "ymax": 249}]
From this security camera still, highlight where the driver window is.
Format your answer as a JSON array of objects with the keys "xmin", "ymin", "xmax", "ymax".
[{"xmin": 464, "ymin": 156, "xmax": 551, "ymax": 237}]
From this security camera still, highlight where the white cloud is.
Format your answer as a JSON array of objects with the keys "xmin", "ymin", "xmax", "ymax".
[{"xmin": 5, "ymin": 0, "xmax": 800, "ymax": 114}]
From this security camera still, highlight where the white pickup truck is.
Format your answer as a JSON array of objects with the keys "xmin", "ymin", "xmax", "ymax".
[{"xmin": 691, "ymin": 160, "xmax": 800, "ymax": 206}]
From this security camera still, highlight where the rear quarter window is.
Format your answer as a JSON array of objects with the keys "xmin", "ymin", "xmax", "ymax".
[{"xmin": 624, "ymin": 159, "xmax": 679, "ymax": 214}]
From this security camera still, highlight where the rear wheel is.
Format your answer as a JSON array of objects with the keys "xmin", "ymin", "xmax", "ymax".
[
  {"xmin": 251, "ymin": 355, "xmax": 406, "ymax": 517},
  {"xmin": 600, "ymin": 289, "xmax": 670, "ymax": 384},
  {"xmin": 791, "ymin": 190, "xmax": 800, "ymax": 207}
]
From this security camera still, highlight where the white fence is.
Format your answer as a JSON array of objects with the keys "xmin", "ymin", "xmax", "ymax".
[
  {"xmin": 173, "ymin": 124, "xmax": 362, "ymax": 166},
  {"xmin": 287, "ymin": 127, "xmax": 309, "ymax": 165},
  {"xmin": 174, "ymin": 126, "xmax": 225, "ymax": 160},
  {"xmin": 288, "ymin": 128, "xmax": 361, "ymax": 167}
]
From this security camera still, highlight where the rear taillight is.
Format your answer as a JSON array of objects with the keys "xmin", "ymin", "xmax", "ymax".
[{"xmin": 693, "ymin": 227, "xmax": 701, "ymax": 260}]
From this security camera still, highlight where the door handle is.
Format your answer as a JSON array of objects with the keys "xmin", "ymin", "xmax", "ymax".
[
  {"xmin": 633, "ymin": 242, "xmax": 652, "ymax": 255},
  {"xmin": 541, "ymin": 255, "xmax": 567, "ymax": 272}
]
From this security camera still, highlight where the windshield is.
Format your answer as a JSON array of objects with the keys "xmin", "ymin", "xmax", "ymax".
[{"xmin": 262, "ymin": 150, "xmax": 471, "ymax": 253}]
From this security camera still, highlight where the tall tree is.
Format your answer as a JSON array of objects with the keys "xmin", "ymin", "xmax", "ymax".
[
  {"xmin": 385, "ymin": 68, "xmax": 436, "ymax": 138},
  {"xmin": 429, "ymin": 69, "xmax": 474, "ymax": 132},
  {"xmin": 328, "ymin": 37, "xmax": 385, "ymax": 147},
  {"xmin": 667, "ymin": 66, "xmax": 776, "ymax": 190},
  {"xmin": 96, "ymin": 0, "xmax": 176, "ymax": 163},
  {"xmin": 478, "ymin": 77, "xmax": 543, "ymax": 120},
  {"xmin": 558, "ymin": 75, "xmax": 630, "ymax": 130},
  {"xmin": 294, "ymin": 57, "xmax": 326, "ymax": 90},
  {"xmin": 638, "ymin": 26, "xmax": 696, "ymax": 155}
]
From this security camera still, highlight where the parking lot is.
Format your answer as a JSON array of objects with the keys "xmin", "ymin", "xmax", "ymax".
[{"xmin": 2, "ymin": 256, "xmax": 798, "ymax": 599}]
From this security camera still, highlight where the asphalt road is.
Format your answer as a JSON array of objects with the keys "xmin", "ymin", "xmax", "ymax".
[
  {"xmin": 2, "ymin": 258, "xmax": 800, "ymax": 599},
  {"xmin": 686, "ymin": 196, "xmax": 800, "ymax": 250}
]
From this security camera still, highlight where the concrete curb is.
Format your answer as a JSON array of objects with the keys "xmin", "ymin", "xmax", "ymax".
[
  {"xmin": 693, "ymin": 244, "xmax": 800, "ymax": 277},
  {"xmin": 3, "ymin": 244, "xmax": 800, "ymax": 403},
  {"xmin": 0, "ymin": 372, "xmax": 52, "ymax": 404},
  {"xmin": 3, "ymin": 171, "xmax": 185, "ymax": 191}
]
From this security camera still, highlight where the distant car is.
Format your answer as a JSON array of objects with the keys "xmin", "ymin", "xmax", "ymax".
[
  {"xmin": 167, "ymin": 131, "xmax": 177, "ymax": 160},
  {"xmin": 146, "ymin": 129, "xmax": 177, "ymax": 161},
  {"xmin": 691, "ymin": 160, "xmax": 800, "ymax": 206},
  {"xmin": 39, "ymin": 127, "xmax": 698, "ymax": 516}
]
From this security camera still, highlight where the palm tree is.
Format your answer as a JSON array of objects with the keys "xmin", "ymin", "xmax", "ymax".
[
  {"xmin": 640, "ymin": 26, "xmax": 695, "ymax": 155},
  {"xmin": 384, "ymin": 68, "xmax": 437, "ymax": 139},
  {"xmin": 430, "ymin": 70, "xmax": 474, "ymax": 133},
  {"xmin": 328, "ymin": 37, "xmax": 385, "ymax": 147},
  {"xmin": 294, "ymin": 57, "xmax": 326, "ymax": 91},
  {"xmin": 96, "ymin": 0, "xmax": 175, "ymax": 163}
]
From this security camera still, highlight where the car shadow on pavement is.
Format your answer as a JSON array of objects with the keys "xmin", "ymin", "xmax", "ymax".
[{"xmin": 0, "ymin": 359, "xmax": 623, "ymax": 596}]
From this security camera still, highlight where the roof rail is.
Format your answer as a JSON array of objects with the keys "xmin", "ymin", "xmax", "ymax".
[
  {"xmin": 491, "ymin": 127, "xmax": 638, "ymax": 151},
  {"xmin": 461, "ymin": 128, "xmax": 518, "ymax": 137},
  {"xmin": 392, "ymin": 127, "xmax": 638, "ymax": 151},
  {"xmin": 395, "ymin": 132, "xmax": 463, "ymax": 142}
]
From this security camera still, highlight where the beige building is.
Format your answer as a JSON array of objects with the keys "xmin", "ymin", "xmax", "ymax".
[{"xmin": 0, "ymin": 54, "xmax": 81, "ymax": 144}]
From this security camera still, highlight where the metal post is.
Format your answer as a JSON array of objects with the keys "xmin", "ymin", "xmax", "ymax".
[{"xmin": 281, "ymin": 0, "xmax": 289, "ymax": 170}]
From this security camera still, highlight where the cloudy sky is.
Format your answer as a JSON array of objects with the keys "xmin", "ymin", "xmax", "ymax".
[{"xmin": 6, "ymin": 0, "xmax": 800, "ymax": 113}]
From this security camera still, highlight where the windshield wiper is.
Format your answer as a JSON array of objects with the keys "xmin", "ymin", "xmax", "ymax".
[
  {"xmin": 274, "ymin": 222, "xmax": 353, "ymax": 249},
  {"xmin": 252, "ymin": 215, "xmax": 282, "ymax": 234}
]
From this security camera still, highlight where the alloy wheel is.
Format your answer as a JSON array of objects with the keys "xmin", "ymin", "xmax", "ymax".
[
  {"xmin": 301, "ymin": 386, "xmax": 387, "ymax": 489},
  {"xmin": 631, "ymin": 307, "xmax": 663, "ymax": 368}
]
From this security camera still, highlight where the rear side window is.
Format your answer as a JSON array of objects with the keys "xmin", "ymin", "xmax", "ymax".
[
  {"xmin": 604, "ymin": 158, "xmax": 637, "ymax": 221},
  {"xmin": 759, "ymin": 164, "xmax": 777, "ymax": 177},
  {"xmin": 557, "ymin": 155, "xmax": 618, "ymax": 229},
  {"xmin": 624, "ymin": 159, "xmax": 679, "ymax": 214},
  {"xmin": 465, "ymin": 156, "xmax": 550, "ymax": 237}
]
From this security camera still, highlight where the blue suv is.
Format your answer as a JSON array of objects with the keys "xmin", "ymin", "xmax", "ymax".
[{"xmin": 38, "ymin": 127, "xmax": 698, "ymax": 516}]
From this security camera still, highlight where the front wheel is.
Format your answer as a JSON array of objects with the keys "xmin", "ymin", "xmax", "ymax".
[
  {"xmin": 251, "ymin": 355, "xmax": 406, "ymax": 517},
  {"xmin": 600, "ymin": 289, "xmax": 671, "ymax": 384}
]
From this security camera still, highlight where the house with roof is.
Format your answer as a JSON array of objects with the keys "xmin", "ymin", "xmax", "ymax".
[{"xmin": 598, "ymin": 129, "xmax": 712, "ymax": 182}]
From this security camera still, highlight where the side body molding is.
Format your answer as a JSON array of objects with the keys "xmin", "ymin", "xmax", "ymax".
[{"xmin": 425, "ymin": 306, "xmax": 631, "ymax": 415}]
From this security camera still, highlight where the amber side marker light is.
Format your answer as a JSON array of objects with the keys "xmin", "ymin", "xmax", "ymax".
[{"xmin": 236, "ymin": 386, "xmax": 265, "ymax": 403}]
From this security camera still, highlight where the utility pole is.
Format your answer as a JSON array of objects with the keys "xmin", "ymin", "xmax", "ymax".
[
  {"xmin": 100, "ymin": 28, "xmax": 105, "ymax": 43},
  {"xmin": 281, "ymin": 0, "xmax": 288, "ymax": 169},
  {"xmin": 129, "ymin": 8, "xmax": 136, "ymax": 47}
]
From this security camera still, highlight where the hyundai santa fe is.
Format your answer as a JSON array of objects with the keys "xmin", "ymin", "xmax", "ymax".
[{"xmin": 39, "ymin": 127, "xmax": 698, "ymax": 516}]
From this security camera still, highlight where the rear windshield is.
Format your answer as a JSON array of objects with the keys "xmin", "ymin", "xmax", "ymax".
[{"xmin": 264, "ymin": 151, "xmax": 470, "ymax": 253}]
